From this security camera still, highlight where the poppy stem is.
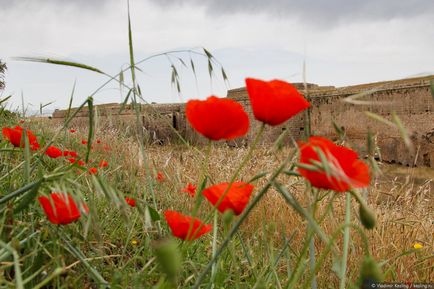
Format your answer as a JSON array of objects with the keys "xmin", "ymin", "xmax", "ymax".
[
  {"xmin": 192, "ymin": 151, "xmax": 291, "ymax": 289},
  {"xmin": 188, "ymin": 140, "xmax": 212, "ymax": 237},
  {"xmin": 190, "ymin": 124, "xmax": 265, "ymax": 242},
  {"xmin": 339, "ymin": 193, "xmax": 352, "ymax": 289},
  {"xmin": 210, "ymin": 210, "xmax": 219, "ymax": 286},
  {"xmin": 207, "ymin": 123, "xmax": 265, "ymax": 218},
  {"xmin": 308, "ymin": 189, "xmax": 318, "ymax": 289}
]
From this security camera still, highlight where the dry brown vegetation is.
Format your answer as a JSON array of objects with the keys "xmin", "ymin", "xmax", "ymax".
[{"xmin": 33, "ymin": 117, "xmax": 434, "ymax": 285}]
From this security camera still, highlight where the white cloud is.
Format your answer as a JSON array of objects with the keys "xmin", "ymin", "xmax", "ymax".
[{"xmin": 1, "ymin": 0, "xmax": 433, "ymax": 110}]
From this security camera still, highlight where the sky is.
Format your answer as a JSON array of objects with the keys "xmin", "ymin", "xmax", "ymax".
[{"xmin": 1, "ymin": 0, "xmax": 433, "ymax": 114}]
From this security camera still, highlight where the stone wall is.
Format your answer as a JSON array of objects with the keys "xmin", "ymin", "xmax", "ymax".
[{"xmin": 52, "ymin": 76, "xmax": 434, "ymax": 167}]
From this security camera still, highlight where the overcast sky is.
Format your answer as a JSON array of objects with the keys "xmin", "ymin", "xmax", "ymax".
[{"xmin": 1, "ymin": 0, "xmax": 433, "ymax": 113}]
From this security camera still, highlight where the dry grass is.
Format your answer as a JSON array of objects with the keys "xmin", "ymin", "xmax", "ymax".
[{"xmin": 31, "ymin": 117, "xmax": 434, "ymax": 285}]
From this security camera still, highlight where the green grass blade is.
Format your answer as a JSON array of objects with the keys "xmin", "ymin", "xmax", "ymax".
[
  {"xmin": 15, "ymin": 57, "xmax": 104, "ymax": 74},
  {"xmin": 0, "ymin": 179, "xmax": 43, "ymax": 204},
  {"xmin": 62, "ymin": 236, "xmax": 109, "ymax": 288},
  {"xmin": 364, "ymin": 111, "xmax": 395, "ymax": 127},
  {"xmin": 85, "ymin": 97, "xmax": 94, "ymax": 163},
  {"xmin": 66, "ymin": 80, "xmax": 76, "ymax": 120},
  {"xmin": 391, "ymin": 112, "xmax": 413, "ymax": 153},
  {"xmin": 0, "ymin": 240, "xmax": 24, "ymax": 289},
  {"xmin": 0, "ymin": 94, "xmax": 12, "ymax": 105}
]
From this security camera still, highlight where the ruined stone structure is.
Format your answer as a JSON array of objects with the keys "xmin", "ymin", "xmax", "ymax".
[{"xmin": 52, "ymin": 75, "xmax": 434, "ymax": 167}]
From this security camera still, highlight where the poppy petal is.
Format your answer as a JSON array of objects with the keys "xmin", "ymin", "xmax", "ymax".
[
  {"xmin": 245, "ymin": 78, "xmax": 310, "ymax": 126},
  {"xmin": 186, "ymin": 96, "xmax": 249, "ymax": 141}
]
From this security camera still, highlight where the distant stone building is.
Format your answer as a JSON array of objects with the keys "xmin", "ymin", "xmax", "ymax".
[{"xmin": 52, "ymin": 75, "xmax": 434, "ymax": 167}]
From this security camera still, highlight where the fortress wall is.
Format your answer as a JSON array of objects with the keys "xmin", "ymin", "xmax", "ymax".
[
  {"xmin": 224, "ymin": 78, "xmax": 434, "ymax": 167},
  {"xmin": 51, "ymin": 76, "xmax": 434, "ymax": 167},
  {"xmin": 308, "ymin": 86, "xmax": 434, "ymax": 167}
]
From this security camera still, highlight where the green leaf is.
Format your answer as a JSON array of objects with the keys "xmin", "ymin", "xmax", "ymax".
[
  {"xmin": 332, "ymin": 120, "xmax": 345, "ymax": 138},
  {"xmin": 62, "ymin": 236, "xmax": 109, "ymax": 287},
  {"xmin": 0, "ymin": 179, "xmax": 44, "ymax": 205},
  {"xmin": 23, "ymin": 128, "xmax": 31, "ymax": 182},
  {"xmin": 14, "ymin": 181, "xmax": 41, "ymax": 213},
  {"xmin": 0, "ymin": 94, "xmax": 12, "ymax": 105},
  {"xmin": 296, "ymin": 163, "xmax": 321, "ymax": 172},
  {"xmin": 247, "ymin": 172, "xmax": 268, "ymax": 183},
  {"xmin": 85, "ymin": 97, "xmax": 94, "ymax": 163},
  {"xmin": 118, "ymin": 88, "xmax": 133, "ymax": 114},
  {"xmin": 147, "ymin": 205, "xmax": 160, "ymax": 221}
]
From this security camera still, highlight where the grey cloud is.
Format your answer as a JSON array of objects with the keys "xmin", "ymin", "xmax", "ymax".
[
  {"xmin": 0, "ymin": 0, "xmax": 109, "ymax": 11},
  {"xmin": 151, "ymin": 0, "xmax": 434, "ymax": 26},
  {"xmin": 2, "ymin": 0, "xmax": 433, "ymax": 25}
]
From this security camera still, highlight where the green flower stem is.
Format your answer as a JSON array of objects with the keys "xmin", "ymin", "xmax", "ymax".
[
  {"xmin": 210, "ymin": 123, "xmax": 265, "ymax": 213},
  {"xmin": 339, "ymin": 193, "xmax": 352, "ymax": 289},
  {"xmin": 210, "ymin": 210, "xmax": 219, "ymax": 286},
  {"xmin": 273, "ymin": 182, "xmax": 332, "ymax": 247},
  {"xmin": 189, "ymin": 123, "xmax": 265, "ymax": 241},
  {"xmin": 0, "ymin": 240, "xmax": 23, "ymax": 289},
  {"xmin": 302, "ymin": 223, "xmax": 370, "ymax": 289},
  {"xmin": 184, "ymin": 140, "xmax": 212, "ymax": 243},
  {"xmin": 349, "ymin": 189, "xmax": 367, "ymax": 208},
  {"xmin": 192, "ymin": 151, "xmax": 291, "ymax": 289},
  {"xmin": 308, "ymin": 190, "xmax": 318, "ymax": 289}
]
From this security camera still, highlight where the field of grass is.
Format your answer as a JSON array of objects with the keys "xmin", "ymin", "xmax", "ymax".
[{"xmin": 0, "ymin": 114, "xmax": 432, "ymax": 289}]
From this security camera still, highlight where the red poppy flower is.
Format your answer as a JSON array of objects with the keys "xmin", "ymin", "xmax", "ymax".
[
  {"xmin": 63, "ymin": 150, "xmax": 78, "ymax": 158},
  {"xmin": 202, "ymin": 182, "xmax": 254, "ymax": 215},
  {"xmin": 45, "ymin": 146, "xmax": 63, "ymax": 158},
  {"xmin": 77, "ymin": 160, "xmax": 85, "ymax": 166},
  {"xmin": 67, "ymin": 158, "xmax": 85, "ymax": 166},
  {"xmin": 164, "ymin": 210, "xmax": 212, "ymax": 240},
  {"xmin": 99, "ymin": 160, "xmax": 108, "ymax": 168},
  {"xmin": 96, "ymin": 139, "xmax": 101, "ymax": 144},
  {"xmin": 67, "ymin": 157, "xmax": 76, "ymax": 164},
  {"xmin": 2, "ymin": 126, "xmax": 40, "ymax": 150},
  {"xmin": 88, "ymin": 167, "xmax": 98, "ymax": 175},
  {"xmin": 186, "ymin": 96, "xmax": 249, "ymax": 141},
  {"xmin": 298, "ymin": 136, "xmax": 370, "ymax": 192},
  {"xmin": 182, "ymin": 183, "xmax": 196, "ymax": 197},
  {"xmin": 19, "ymin": 120, "xmax": 25, "ymax": 124},
  {"xmin": 156, "ymin": 172, "xmax": 165, "ymax": 182},
  {"xmin": 125, "ymin": 197, "xmax": 136, "ymax": 207},
  {"xmin": 81, "ymin": 140, "xmax": 88, "ymax": 145},
  {"xmin": 38, "ymin": 192, "xmax": 87, "ymax": 225},
  {"xmin": 245, "ymin": 78, "xmax": 310, "ymax": 126},
  {"xmin": 69, "ymin": 129, "xmax": 76, "ymax": 133}
]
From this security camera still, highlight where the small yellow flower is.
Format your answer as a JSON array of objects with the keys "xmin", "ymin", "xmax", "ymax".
[
  {"xmin": 413, "ymin": 243, "xmax": 423, "ymax": 249},
  {"xmin": 131, "ymin": 239, "xmax": 138, "ymax": 246}
]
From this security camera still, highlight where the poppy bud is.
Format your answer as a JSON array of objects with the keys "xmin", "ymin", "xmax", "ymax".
[
  {"xmin": 358, "ymin": 255, "xmax": 383, "ymax": 288},
  {"xmin": 153, "ymin": 239, "xmax": 181, "ymax": 285},
  {"xmin": 359, "ymin": 204, "xmax": 376, "ymax": 230}
]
